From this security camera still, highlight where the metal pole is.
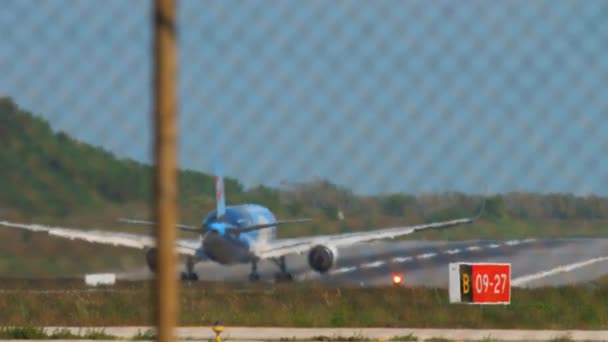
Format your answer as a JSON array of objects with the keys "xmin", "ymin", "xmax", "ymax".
[{"xmin": 153, "ymin": 0, "xmax": 178, "ymax": 342}]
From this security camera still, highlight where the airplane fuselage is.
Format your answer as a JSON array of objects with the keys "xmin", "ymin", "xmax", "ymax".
[{"xmin": 199, "ymin": 203, "xmax": 277, "ymax": 265}]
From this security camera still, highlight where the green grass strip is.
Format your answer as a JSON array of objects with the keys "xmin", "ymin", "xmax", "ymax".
[{"xmin": 0, "ymin": 276, "xmax": 607, "ymax": 329}]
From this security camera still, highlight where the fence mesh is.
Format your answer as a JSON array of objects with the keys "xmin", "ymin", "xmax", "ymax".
[{"xmin": 1, "ymin": 0, "xmax": 608, "ymax": 312}]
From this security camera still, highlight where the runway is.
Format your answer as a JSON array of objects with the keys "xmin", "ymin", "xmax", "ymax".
[{"xmin": 117, "ymin": 237, "xmax": 608, "ymax": 288}]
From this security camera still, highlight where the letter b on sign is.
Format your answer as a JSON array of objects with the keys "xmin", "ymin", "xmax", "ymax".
[{"xmin": 459, "ymin": 263, "xmax": 473, "ymax": 302}]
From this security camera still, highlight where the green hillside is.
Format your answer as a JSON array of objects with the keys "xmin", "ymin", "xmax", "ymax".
[
  {"xmin": 1, "ymin": 97, "xmax": 607, "ymax": 277},
  {"xmin": 0, "ymin": 96, "xmax": 246, "ymax": 218}
]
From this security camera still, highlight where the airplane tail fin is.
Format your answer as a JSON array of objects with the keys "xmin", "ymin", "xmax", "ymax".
[
  {"xmin": 215, "ymin": 174, "xmax": 226, "ymax": 219},
  {"xmin": 214, "ymin": 130, "xmax": 226, "ymax": 219}
]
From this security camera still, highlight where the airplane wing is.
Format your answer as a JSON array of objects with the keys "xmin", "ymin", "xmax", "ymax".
[
  {"xmin": 253, "ymin": 203, "xmax": 484, "ymax": 259},
  {"xmin": 0, "ymin": 220, "xmax": 199, "ymax": 255},
  {"xmin": 117, "ymin": 218, "xmax": 201, "ymax": 233}
]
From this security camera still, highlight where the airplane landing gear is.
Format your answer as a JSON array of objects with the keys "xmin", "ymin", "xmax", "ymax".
[
  {"xmin": 272, "ymin": 256, "xmax": 294, "ymax": 283},
  {"xmin": 180, "ymin": 256, "xmax": 199, "ymax": 281},
  {"xmin": 249, "ymin": 260, "xmax": 261, "ymax": 282}
]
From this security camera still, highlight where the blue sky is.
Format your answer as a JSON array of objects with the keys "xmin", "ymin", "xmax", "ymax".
[{"xmin": 2, "ymin": 0, "xmax": 607, "ymax": 195}]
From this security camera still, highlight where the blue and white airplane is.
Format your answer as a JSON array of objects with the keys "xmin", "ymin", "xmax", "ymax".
[{"xmin": 0, "ymin": 173, "xmax": 483, "ymax": 282}]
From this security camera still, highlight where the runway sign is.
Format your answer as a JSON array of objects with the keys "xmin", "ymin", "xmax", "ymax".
[{"xmin": 449, "ymin": 262, "xmax": 511, "ymax": 304}]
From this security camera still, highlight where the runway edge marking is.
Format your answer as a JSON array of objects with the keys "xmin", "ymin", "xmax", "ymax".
[{"xmin": 511, "ymin": 255, "xmax": 608, "ymax": 287}]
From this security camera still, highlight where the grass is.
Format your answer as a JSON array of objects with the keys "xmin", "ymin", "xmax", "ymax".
[
  {"xmin": 0, "ymin": 326, "xmax": 116, "ymax": 339},
  {"xmin": 390, "ymin": 333, "xmax": 418, "ymax": 341},
  {"xmin": 548, "ymin": 335, "xmax": 574, "ymax": 342},
  {"xmin": 0, "ymin": 327, "xmax": 47, "ymax": 339},
  {"xmin": 0, "ymin": 276, "xmax": 607, "ymax": 329},
  {"xmin": 311, "ymin": 334, "xmax": 370, "ymax": 341},
  {"xmin": 131, "ymin": 329, "xmax": 156, "ymax": 340}
]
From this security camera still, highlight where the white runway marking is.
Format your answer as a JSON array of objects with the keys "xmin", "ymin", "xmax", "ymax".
[
  {"xmin": 417, "ymin": 252, "xmax": 437, "ymax": 259},
  {"xmin": 444, "ymin": 249, "xmax": 461, "ymax": 255},
  {"xmin": 511, "ymin": 255, "xmax": 608, "ymax": 287},
  {"xmin": 360, "ymin": 260, "xmax": 386, "ymax": 269},
  {"xmin": 332, "ymin": 266, "xmax": 357, "ymax": 274},
  {"xmin": 392, "ymin": 256, "xmax": 413, "ymax": 263},
  {"xmin": 297, "ymin": 239, "xmax": 535, "ymax": 281}
]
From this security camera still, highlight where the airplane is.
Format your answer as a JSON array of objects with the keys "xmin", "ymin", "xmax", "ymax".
[{"xmin": 0, "ymin": 172, "xmax": 485, "ymax": 283}]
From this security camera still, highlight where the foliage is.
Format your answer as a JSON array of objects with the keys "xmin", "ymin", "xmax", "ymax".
[
  {"xmin": 0, "ymin": 326, "xmax": 47, "ymax": 339},
  {"xmin": 131, "ymin": 329, "xmax": 156, "ymax": 340},
  {"xmin": 389, "ymin": 333, "xmax": 418, "ymax": 341},
  {"xmin": 379, "ymin": 194, "xmax": 415, "ymax": 217},
  {"xmin": 0, "ymin": 97, "xmax": 243, "ymax": 217},
  {"xmin": 0, "ymin": 326, "xmax": 115, "ymax": 340}
]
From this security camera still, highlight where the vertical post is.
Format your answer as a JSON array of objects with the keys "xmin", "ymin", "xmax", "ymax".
[{"xmin": 153, "ymin": 1, "xmax": 178, "ymax": 342}]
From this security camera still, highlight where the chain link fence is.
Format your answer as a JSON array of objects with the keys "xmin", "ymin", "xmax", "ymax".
[{"xmin": 1, "ymin": 0, "xmax": 608, "ymax": 297}]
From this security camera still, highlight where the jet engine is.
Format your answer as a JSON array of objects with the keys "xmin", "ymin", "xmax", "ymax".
[
  {"xmin": 145, "ymin": 248, "xmax": 157, "ymax": 273},
  {"xmin": 307, "ymin": 245, "xmax": 338, "ymax": 273}
]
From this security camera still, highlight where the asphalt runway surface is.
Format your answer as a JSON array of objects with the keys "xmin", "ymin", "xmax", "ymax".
[{"xmin": 116, "ymin": 237, "xmax": 608, "ymax": 288}]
